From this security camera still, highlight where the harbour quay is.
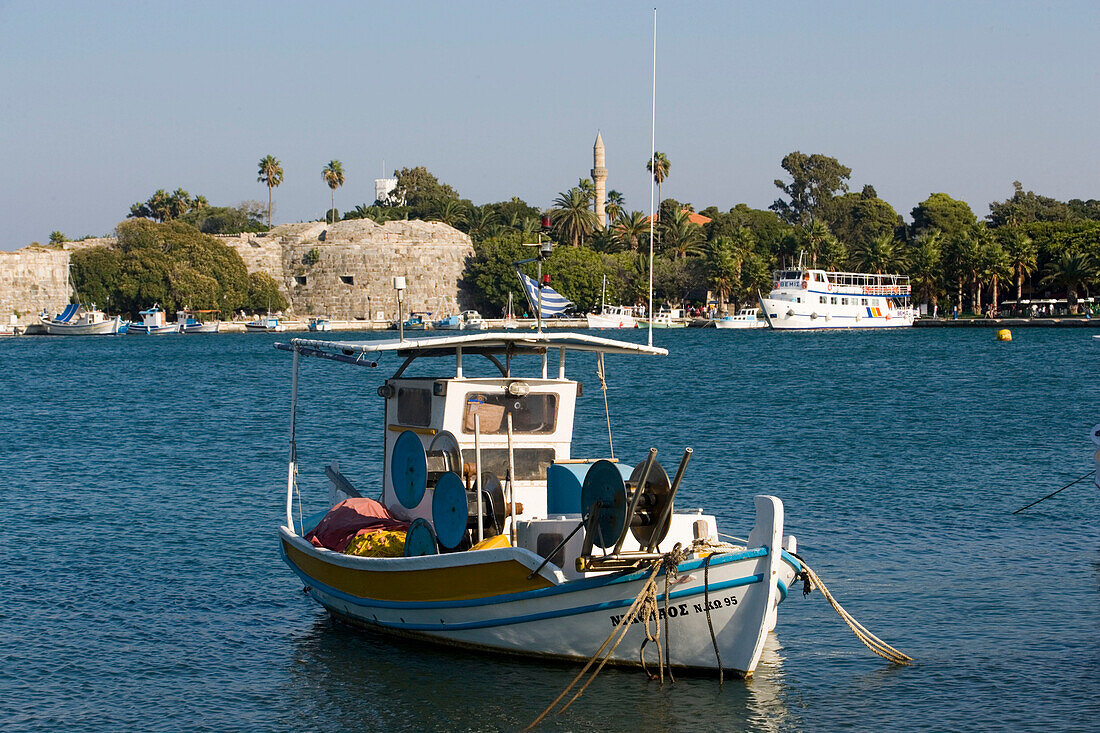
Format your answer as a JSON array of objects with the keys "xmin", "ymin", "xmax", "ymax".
[{"xmin": 915, "ymin": 317, "xmax": 1100, "ymax": 328}]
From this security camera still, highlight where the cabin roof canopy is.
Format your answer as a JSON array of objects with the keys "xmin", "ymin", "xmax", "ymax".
[{"xmin": 283, "ymin": 331, "xmax": 668, "ymax": 359}]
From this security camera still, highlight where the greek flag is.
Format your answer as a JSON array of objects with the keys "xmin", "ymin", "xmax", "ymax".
[{"xmin": 517, "ymin": 270, "xmax": 572, "ymax": 317}]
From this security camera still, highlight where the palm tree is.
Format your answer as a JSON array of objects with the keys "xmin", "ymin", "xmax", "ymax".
[
  {"xmin": 1041, "ymin": 251, "xmax": 1095, "ymax": 314},
  {"xmin": 805, "ymin": 221, "xmax": 831, "ymax": 267},
  {"xmin": 851, "ymin": 234, "xmax": 906, "ymax": 274},
  {"xmin": 611, "ymin": 210, "xmax": 649, "ymax": 252},
  {"xmin": 968, "ymin": 224, "xmax": 995, "ymax": 314},
  {"xmin": 257, "ymin": 155, "xmax": 283, "ymax": 228},
  {"xmin": 432, "ymin": 199, "xmax": 468, "ymax": 228},
  {"xmin": 979, "ymin": 239, "xmax": 1011, "ymax": 314},
  {"xmin": 322, "ymin": 160, "xmax": 345, "ymax": 225},
  {"xmin": 577, "ymin": 178, "xmax": 596, "ymax": 208},
  {"xmin": 646, "ymin": 152, "xmax": 670, "ymax": 212},
  {"xmin": 908, "ymin": 231, "xmax": 943, "ymax": 314},
  {"xmin": 550, "ymin": 188, "xmax": 597, "ymax": 247},
  {"xmin": 466, "ymin": 207, "xmax": 498, "ymax": 239},
  {"xmin": 1000, "ymin": 228, "xmax": 1037, "ymax": 302},
  {"xmin": 605, "ymin": 190, "xmax": 625, "ymax": 222},
  {"xmin": 660, "ymin": 208, "xmax": 704, "ymax": 260}
]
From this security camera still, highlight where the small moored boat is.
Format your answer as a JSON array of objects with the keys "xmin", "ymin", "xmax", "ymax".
[
  {"xmin": 714, "ymin": 307, "xmax": 767, "ymax": 330},
  {"xmin": 275, "ymin": 331, "xmax": 800, "ymax": 677},
  {"xmin": 246, "ymin": 315, "xmax": 287, "ymax": 332},
  {"xmin": 308, "ymin": 316, "xmax": 332, "ymax": 332},
  {"xmin": 127, "ymin": 305, "xmax": 179, "ymax": 335},
  {"xmin": 41, "ymin": 303, "xmax": 124, "ymax": 335},
  {"xmin": 402, "ymin": 312, "xmax": 431, "ymax": 331},
  {"xmin": 177, "ymin": 309, "xmax": 221, "ymax": 334},
  {"xmin": 433, "ymin": 314, "xmax": 464, "ymax": 331}
]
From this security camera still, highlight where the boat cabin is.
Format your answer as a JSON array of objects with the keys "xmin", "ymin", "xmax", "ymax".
[{"xmin": 278, "ymin": 332, "xmax": 721, "ymax": 578}]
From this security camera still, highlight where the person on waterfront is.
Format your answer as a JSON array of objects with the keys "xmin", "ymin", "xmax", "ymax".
[{"xmin": 952, "ymin": 305, "xmax": 958, "ymax": 320}]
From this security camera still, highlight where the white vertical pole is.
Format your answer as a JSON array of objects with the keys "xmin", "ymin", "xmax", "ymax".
[
  {"xmin": 474, "ymin": 412, "xmax": 484, "ymax": 544},
  {"xmin": 558, "ymin": 346, "xmax": 566, "ymax": 379},
  {"xmin": 286, "ymin": 346, "xmax": 300, "ymax": 532},
  {"xmin": 507, "ymin": 413, "xmax": 517, "ymax": 545},
  {"xmin": 456, "ymin": 346, "xmax": 463, "ymax": 378},
  {"xmin": 647, "ymin": 7, "xmax": 657, "ymax": 349},
  {"xmin": 541, "ymin": 351, "xmax": 548, "ymax": 379}
]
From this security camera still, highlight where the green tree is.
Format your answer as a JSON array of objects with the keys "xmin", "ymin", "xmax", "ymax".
[
  {"xmin": 907, "ymin": 231, "xmax": 943, "ymax": 314},
  {"xmin": 48, "ymin": 231, "xmax": 68, "ymax": 246},
  {"xmin": 611, "ymin": 210, "xmax": 650, "ymax": 252},
  {"xmin": 257, "ymin": 155, "xmax": 284, "ymax": 228},
  {"xmin": 824, "ymin": 185, "xmax": 900, "ymax": 248},
  {"xmin": 431, "ymin": 198, "xmax": 469, "ymax": 229},
  {"xmin": 646, "ymin": 152, "xmax": 670, "ymax": 214},
  {"xmin": 705, "ymin": 233, "xmax": 751, "ymax": 312},
  {"xmin": 577, "ymin": 178, "xmax": 595, "ymax": 207},
  {"xmin": 851, "ymin": 234, "xmax": 906, "ymax": 274},
  {"xmin": 979, "ymin": 238, "xmax": 1012, "ymax": 313},
  {"xmin": 466, "ymin": 207, "xmax": 499, "ymax": 241},
  {"xmin": 988, "ymin": 181, "xmax": 1074, "ymax": 227},
  {"xmin": 392, "ymin": 166, "xmax": 460, "ymax": 210},
  {"xmin": 605, "ymin": 190, "xmax": 625, "ymax": 222},
  {"xmin": 998, "ymin": 227, "xmax": 1037, "ymax": 301},
  {"xmin": 550, "ymin": 188, "xmax": 597, "ymax": 247},
  {"xmin": 771, "ymin": 152, "xmax": 851, "ymax": 227},
  {"xmin": 1040, "ymin": 251, "xmax": 1095, "ymax": 314},
  {"xmin": 911, "ymin": 193, "xmax": 976, "ymax": 237},
  {"xmin": 322, "ymin": 160, "xmax": 345, "ymax": 225},
  {"xmin": 660, "ymin": 208, "xmax": 704, "ymax": 260},
  {"xmin": 179, "ymin": 202, "xmax": 268, "ymax": 235}
]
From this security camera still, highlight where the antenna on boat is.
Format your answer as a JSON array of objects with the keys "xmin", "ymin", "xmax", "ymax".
[
  {"xmin": 393, "ymin": 276, "xmax": 406, "ymax": 341},
  {"xmin": 647, "ymin": 7, "xmax": 657, "ymax": 348}
]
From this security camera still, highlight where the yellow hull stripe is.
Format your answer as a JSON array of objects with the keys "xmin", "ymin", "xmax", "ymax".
[{"xmin": 282, "ymin": 539, "xmax": 553, "ymax": 602}]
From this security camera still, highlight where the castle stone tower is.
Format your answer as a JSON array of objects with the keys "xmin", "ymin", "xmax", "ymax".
[{"xmin": 592, "ymin": 131, "xmax": 607, "ymax": 228}]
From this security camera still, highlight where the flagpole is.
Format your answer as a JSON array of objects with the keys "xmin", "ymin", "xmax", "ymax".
[{"xmin": 647, "ymin": 7, "xmax": 657, "ymax": 348}]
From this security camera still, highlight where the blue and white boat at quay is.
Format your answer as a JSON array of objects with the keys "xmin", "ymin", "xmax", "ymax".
[
  {"xmin": 177, "ymin": 309, "xmax": 221, "ymax": 334},
  {"xmin": 275, "ymin": 330, "xmax": 801, "ymax": 677},
  {"xmin": 246, "ymin": 315, "xmax": 286, "ymax": 332},
  {"xmin": 714, "ymin": 307, "xmax": 767, "ymax": 329},
  {"xmin": 128, "ymin": 305, "xmax": 180, "ymax": 335},
  {"xmin": 40, "ymin": 303, "xmax": 124, "ymax": 335},
  {"xmin": 307, "ymin": 316, "xmax": 332, "ymax": 332},
  {"xmin": 759, "ymin": 265, "xmax": 915, "ymax": 330}
]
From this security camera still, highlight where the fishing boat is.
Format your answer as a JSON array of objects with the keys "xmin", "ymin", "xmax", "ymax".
[
  {"xmin": 275, "ymin": 330, "xmax": 800, "ymax": 677},
  {"xmin": 714, "ymin": 307, "xmax": 767, "ymax": 330},
  {"xmin": 643, "ymin": 307, "xmax": 687, "ymax": 329},
  {"xmin": 40, "ymin": 303, "xmax": 124, "ymax": 335},
  {"xmin": 246, "ymin": 315, "xmax": 287, "ymax": 332},
  {"xmin": 759, "ymin": 259, "xmax": 915, "ymax": 330},
  {"xmin": 177, "ymin": 309, "xmax": 221, "ymax": 334},
  {"xmin": 308, "ymin": 316, "xmax": 332, "ymax": 332},
  {"xmin": 586, "ymin": 276, "xmax": 638, "ymax": 329},
  {"xmin": 460, "ymin": 310, "xmax": 488, "ymax": 331},
  {"xmin": 402, "ymin": 312, "xmax": 431, "ymax": 331},
  {"xmin": 433, "ymin": 314, "xmax": 464, "ymax": 331},
  {"xmin": 128, "ymin": 305, "xmax": 180, "ymax": 335}
]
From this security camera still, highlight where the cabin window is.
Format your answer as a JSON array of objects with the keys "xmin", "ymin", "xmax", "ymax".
[
  {"xmin": 862, "ymin": 298, "xmax": 868, "ymax": 305},
  {"xmin": 397, "ymin": 388, "xmax": 432, "ymax": 426},
  {"xmin": 340, "ymin": 275, "xmax": 354, "ymax": 285},
  {"xmin": 475, "ymin": 448, "xmax": 556, "ymax": 481},
  {"xmin": 841, "ymin": 297, "xmax": 849, "ymax": 305},
  {"xmin": 830, "ymin": 297, "xmax": 837, "ymax": 305},
  {"xmin": 815, "ymin": 273, "xmax": 826, "ymax": 282},
  {"xmin": 295, "ymin": 276, "xmax": 307, "ymax": 286},
  {"xmin": 463, "ymin": 392, "xmax": 558, "ymax": 434},
  {"xmin": 820, "ymin": 296, "xmax": 827, "ymax": 304}
]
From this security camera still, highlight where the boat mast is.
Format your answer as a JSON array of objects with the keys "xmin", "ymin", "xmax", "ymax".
[{"xmin": 647, "ymin": 7, "xmax": 657, "ymax": 348}]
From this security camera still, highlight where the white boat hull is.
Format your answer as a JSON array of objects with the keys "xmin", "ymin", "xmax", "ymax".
[
  {"xmin": 760, "ymin": 296, "xmax": 915, "ymax": 330},
  {"xmin": 586, "ymin": 313, "xmax": 638, "ymax": 329},
  {"xmin": 280, "ymin": 496, "xmax": 796, "ymax": 676},
  {"xmin": 41, "ymin": 316, "xmax": 123, "ymax": 335},
  {"xmin": 127, "ymin": 323, "xmax": 180, "ymax": 334},
  {"xmin": 183, "ymin": 322, "xmax": 220, "ymax": 334}
]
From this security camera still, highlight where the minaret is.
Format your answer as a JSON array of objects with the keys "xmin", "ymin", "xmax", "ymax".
[{"xmin": 592, "ymin": 131, "xmax": 607, "ymax": 228}]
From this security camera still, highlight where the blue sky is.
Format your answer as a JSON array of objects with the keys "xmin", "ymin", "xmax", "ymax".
[{"xmin": 1, "ymin": 0, "xmax": 1097, "ymax": 249}]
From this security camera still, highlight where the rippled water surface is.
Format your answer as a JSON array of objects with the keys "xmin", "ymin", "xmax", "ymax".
[{"xmin": 2, "ymin": 328, "xmax": 1098, "ymax": 731}]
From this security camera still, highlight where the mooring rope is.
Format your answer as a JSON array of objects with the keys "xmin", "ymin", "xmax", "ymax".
[
  {"xmin": 799, "ymin": 561, "xmax": 912, "ymax": 665},
  {"xmin": 596, "ymin": 352, "xmax": 614, "ymax": 460},
  {"xmin": 703, "ymin": 553, "xmax": 723, "ymax": 684},
  {"xmin": 1012, "ymin": 469, "xmax": 1095, "ymax": 514}
]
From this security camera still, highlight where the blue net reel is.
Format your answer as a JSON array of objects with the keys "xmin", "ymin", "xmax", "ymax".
[
  {"xmin": 404, "ymin": 517, "xmax": 439, "ymax": 556},
  {"xmin": 580, "ymin": 457, "xmax": 674, "ymax": 550},
  {"xmin": 431, "ymin": 472, "xmax": 470, "ymax": 550},
  {"xmin": 391, "ymin": 430, "xmax": 427, "ymax": 509},
  {"xmin": 580, "ymin": 460, "xmax": 629, "ymax": 549}
]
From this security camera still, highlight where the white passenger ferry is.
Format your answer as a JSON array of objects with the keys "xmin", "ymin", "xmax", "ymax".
[{"xmin": 759, "ymin": 267, "xmax": 915, "ymax": 330}]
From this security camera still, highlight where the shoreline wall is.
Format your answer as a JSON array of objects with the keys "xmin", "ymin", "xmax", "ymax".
[{"xmin": 0, "ymin": 222, "xmax": 473, "ymax": 323}]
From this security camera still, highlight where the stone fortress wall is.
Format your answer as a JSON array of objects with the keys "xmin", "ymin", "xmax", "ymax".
[{"xmin": 0, "ymin": 222, "xmax": 473, "ymax": 323}]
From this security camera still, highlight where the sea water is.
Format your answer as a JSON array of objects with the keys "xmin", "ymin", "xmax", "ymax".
[{"xmin": 1, "ymin": 328, "xmax": 1097, "ymax": 731}]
